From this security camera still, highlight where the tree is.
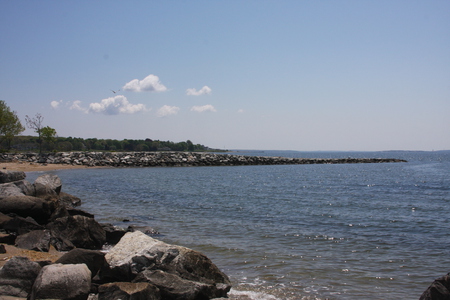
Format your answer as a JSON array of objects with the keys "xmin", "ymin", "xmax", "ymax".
[
  {"xmin": 41, "ymin": 126, "xmax": 57, "ymax": 151},
  {"xmin": 25, "ymin": 113, "xmax": 45, "ymax": 154},
  {"xmin": 0, "ymin": 100, "xmax": 25, "ymax": 151}
]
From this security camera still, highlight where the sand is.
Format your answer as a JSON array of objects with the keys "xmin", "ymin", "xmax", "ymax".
[{"xmin": 0, "ymin": 162, "xmax": 101, "ymax": 173}]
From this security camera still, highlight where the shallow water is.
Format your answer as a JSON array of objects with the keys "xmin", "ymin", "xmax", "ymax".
[{"xmin": 27, "ymin": 151, "xmax": 450, "ymax": 299}]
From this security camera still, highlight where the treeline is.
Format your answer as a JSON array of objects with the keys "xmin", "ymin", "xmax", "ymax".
[{"xmin": 6, "ymin": 136, "xmax": 216, "ymax": 153}]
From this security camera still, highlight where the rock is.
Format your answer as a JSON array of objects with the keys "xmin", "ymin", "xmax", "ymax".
[
  {"xmin": 13, "ymin": 179, "xmax": 35, "ymax": 196},
  {"xmin": 127, "ymin": 225, "xmax": 160, "ymax": 235},
  {"xmin": 47, "ymin": 215, "xmax": 106, "ymax": 250},
  {"xmin": 102, "ymin": 223, "xmax": 127, "ymax": 245},
  {"xmin": 0, "ymin": 256, "xmax": 42, "ymax": 297},
  {"xmin": 133, "ymin": 269, "xmax": 216, "ymax": 300},
  {"xmin": 104, "ymin": 231, "xmax": 231, "ymax": 298},
  {"xmin": 29, "ymin": 263, "xmax": 91, "ymax": 300},
  {"xmin": 0, "ymin": 244, "xmax": 5, "ymax": 253},
  {"xmin": 0, "ymin": 182, "xmax": 25, "ymax": 198},
  {"xmin": 0, "ymin": 195, "xmax": 52, "ymax": 224},
  {"xmin": 55, "ymin": 248, "xmax": 106, "ymax": 278},
  {"xmin": 98, "ymin": 282, "xmax": 161, "ymax": 300},
  {"xmin": 67, "ymin": 208, "xmax": 95, "ymax": 218},
  {"xmin": 59, "ymin": 191, "xmax": 82, "ymax": 208},
  {"xmin": 2, "ymin": 216, "xmax": 44, "ymax": 235},
  {"xmin": 0, "ymin": 232, "xmax": 16, "ymax": 244},
  {"xmin": 0, "ymin": 211, "xmax": 13, "ymax": 227},
  {"xmin": 34, "ymin": 174, "xmax": 62, "ymax": 195},
  {"xmin": 15, "ymin": 229, "xmax": 51, "ymax": 252},
  {"xmin": 0, "ymin": 170, "xmax": 26, "ymax": 184},
  {"xmin": 420, "ymin": 273, "xmax": 450, "ymax": 300}
]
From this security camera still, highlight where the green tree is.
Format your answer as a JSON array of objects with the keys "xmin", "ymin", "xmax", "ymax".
[
  {"xmin": 41, "ymin": 126, "xmax": 57, "ymax": 151},
  {"xmin": 0, "ymin": 100, "xmax": 25, "ymax": 151},
  {"xmin": 25, "ymin": 113, "xmax": 45, "ymax": 154}
]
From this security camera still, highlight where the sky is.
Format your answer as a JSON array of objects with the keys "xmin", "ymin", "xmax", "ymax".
[{"xmin": 1, "ymin": 1, "xmax": 449, "ymax": 151}]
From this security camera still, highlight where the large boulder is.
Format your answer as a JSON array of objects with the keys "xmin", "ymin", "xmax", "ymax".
[
  {"xmin": 15, "ymin": 230, "xmax": 52, "ymax": 252},
  {"xmin": 59, "ymin": 191, "xmax": 82, "ymax": 208},
  {"xmin": 0, "ymin": 195, "xmax": 52, "ymax": 224},
  {"xmin": 0, "ymin": 170, "xmax": 26, "ymax": 184},
  {"xmin": 0, "ymin": 182, "xmax": 25, "ymax": 198},
  {"xmin": 55, "ymin": 248, "xmax": 107, "ymax": 278},
  {"xmin": 134, "ymin": 269, "xmax": 217, "ymax": 300},
  {"xmin": 29, "ymin": 263, "xmax": 91, "ymax": 300},
  {"xmin": 2, "ymin": 216, "xmax": 44, "ymax": 235},
  {"xmin": 104, "ymin": 231, "xmax": 231, "ymax": 298},
  {"xmin": 0, "ymin": 256, "xmax": 42, "ymax": 297},
  {"xmin": 98, "ymin": 282, "xmax": 161, "ymax": 300},
  {"xmin": 13, "ymin": 179, "xmax": 35, "ymax": 196},
  {"xmin": 34, "ymin": 174, "xmax": 62, "ymax": 195},
  {"xmin": 420, "ymin": 273, "xmax": 450, "ymax": 300},
  {"xmin": 47, "ymin": 215, "xmax": 106, "ymax": 250}
]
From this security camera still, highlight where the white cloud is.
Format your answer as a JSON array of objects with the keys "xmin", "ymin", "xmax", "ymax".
[
  {"xmin": 50, "ymin": 100, "xmax": 62, "ymax": 109},
  {"xmin": 186, "ymin": 85, "xmax": 212, "ymax": 96},
  {"xmin": 69, "ymin": 96, "xmax": 147, "ymax": 115},
  {"xmin": 88, "ymin": 95, "xmax": 147, "ymax": 115},
  {"xmin": 123, "ymin": 74, "xmax": 167, "ymax": 92},
  {"xmin": 237, "ymin": 109, "xmax": 244, "ymax": 113},
  {"xmin": 190, "ymin": 104, "xmax": 217, "ymax": 113},
  {"xmin": 70, "ymin": 100, "xmax": 87, "ymax": 113},
  {"xmin": 157, "ymin": 105, "xmax": 180, "ymax": 117}
]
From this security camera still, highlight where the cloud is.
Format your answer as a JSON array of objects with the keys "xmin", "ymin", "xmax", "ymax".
[
  {"xmin": 70, "ymin": 96, "xmax": 147, "ymax": 115},
  {"xmin": 88, "ymin": 95, "xmax": 147, "ymax": 115},
  {"xmin": 186, "ymin": 86, "xmax": 212, "ymax": 96},
  {"xmin": 70, "ymin": 100, "xmax": 87, "ymax": 113},
  {"xmin": 123, "ymin": 74, "xmax": 167, "ymax": 92},
  {"xmin": 157, "ymin": 105, "xmax": 180, "ymax": 117},
  {"xmin": 50, "ymin": 100, "xmax": 62, "ymax": 109},
  {"xmin": 237, "ymin": 109, "xmax": 244, "ymax": 113},
  {"xmin": 190, "ymin": 104, "xmax": 217, "ymax": 113}
]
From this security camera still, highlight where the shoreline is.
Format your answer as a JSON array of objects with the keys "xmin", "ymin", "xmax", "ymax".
[{"xmin": 0, "ymin": 161, "xmax": 106, "ymax": 173}]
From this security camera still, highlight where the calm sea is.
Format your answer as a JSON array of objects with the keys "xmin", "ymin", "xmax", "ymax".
[{"xmin": 27, "ymin": 151, "xmax": 450, "ymax": 300}]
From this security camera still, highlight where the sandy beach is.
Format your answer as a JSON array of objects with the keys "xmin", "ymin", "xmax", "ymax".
[{"xmin": 0, "ymin": 161, "xmax": 99, "ymax": 173}]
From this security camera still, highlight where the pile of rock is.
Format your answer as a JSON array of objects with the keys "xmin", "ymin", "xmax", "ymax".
[
  {"xmin": 0, "ymin": 170, "xmax": 231, "ymax": 299},
  {"xmin": 1, "ymin": 151, "xmax": 407, "ymax": 168}
]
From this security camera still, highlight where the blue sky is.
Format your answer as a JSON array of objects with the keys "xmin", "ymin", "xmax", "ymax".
[{"xmin": 1, "ymin": 1, "xmax": 449, "ymax": 151}]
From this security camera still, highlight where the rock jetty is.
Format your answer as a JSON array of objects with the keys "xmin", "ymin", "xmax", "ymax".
[
  {"xmin": 0, "ymin": 169, "xmax": 231, "ymax": 299},
  {"xmin": 1, "ymin": 151, "xmax": 407, "ymax": 168}
]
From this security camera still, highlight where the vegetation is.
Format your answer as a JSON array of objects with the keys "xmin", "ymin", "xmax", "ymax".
[
  {"xmin": 0, "ymin": 100, "xmax": 25, "ymax": 151},
  {"xmin": 6, "ymin": 136, "xmax": 213, "ymax": 153}
]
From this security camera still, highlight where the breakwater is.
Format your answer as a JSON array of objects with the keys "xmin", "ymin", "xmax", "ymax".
[{"xmin": 1, "ymin": 152, "xmax": 407, "ymax": 167}]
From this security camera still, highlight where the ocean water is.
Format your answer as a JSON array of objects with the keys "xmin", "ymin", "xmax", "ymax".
[{"xmin": 27, "ymin": 151, "xmax": 450, "ymax": 300}]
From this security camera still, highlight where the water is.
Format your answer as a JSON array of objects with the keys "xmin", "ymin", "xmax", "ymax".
[{"xmin": 27, "ymin": 151, "xmax": 450, "ymax": 299}]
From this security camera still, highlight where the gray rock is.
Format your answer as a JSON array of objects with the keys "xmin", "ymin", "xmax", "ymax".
[
  {"xmin": 0, "ymin": 195, "xmax": 52, "ymax": 224},
  {"xmin": 15, "ymin": 229, "xmax": 51, "ymax": 252},
  {"xmin": 34, "ymin": 174, "xmax": 62, "ymax": 195},
  {"xmin": 2, "ymin": 215, "xmax": 44, "ymax": 235},
  {"xmin": 55, "ymin": 248, "xmax": 106, "ymax": 278},
  {"xmin": 104, "ymin": 231, "xmax": 231, "ymax": 298},
  {"xmin": 0, "ymin": 182, "xmax": 25, "ymax": 198},
  {"xmin": 98, "ymin": 282, "xmax": 161, "ymax": 300},
  {"xmin": 0, "ymin": 256, "xmax": 42, "ymax": 297},
  {"xmin": 420, "ymin": 273, "xmax": 450, "ymax": 300},
  {"xmin": 47, "ymin": 215, "xmax": 106, "ymax": 250},
  {"xmin": 0, "ymin": 170, "xmax": 26, "ymax": 184},
  {"xmin": 13, "ymin": 179, "xmax": 35, "ymax": 196},
  {"xmin": 59, "ymin": 191, "xmax": 82, "ymax": 208},
  {"xmin": 134, "ymin": 269, "xmax": 214, "ymax": 300},
  {"xmin": 29, "ymin": 263, "xmax": 91, "ymax": 300}
]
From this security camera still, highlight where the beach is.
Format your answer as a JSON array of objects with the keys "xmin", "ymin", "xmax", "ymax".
[{"xmin": 0, "ymin": 161, "xmax": 98, "ymax": 172}]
